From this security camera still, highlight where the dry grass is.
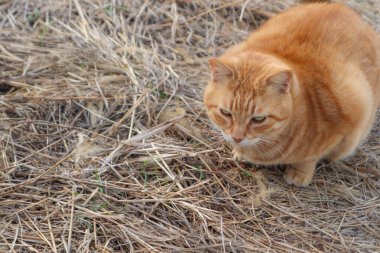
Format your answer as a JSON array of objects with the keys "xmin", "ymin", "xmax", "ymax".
[{"xmin": 0, "ymin": 0, "xmax": 379, "ymax": 252}]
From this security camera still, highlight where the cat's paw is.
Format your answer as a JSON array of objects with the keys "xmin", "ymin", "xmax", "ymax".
[
  {"xmin": 284, "ymin": 166, "xmax": 313, "ymax": 187},
  {"xmin": 231, "ymin": 148, "xmax": 242, "ymax": 161}
]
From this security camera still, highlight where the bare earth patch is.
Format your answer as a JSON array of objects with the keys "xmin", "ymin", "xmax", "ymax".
[{"xmin": 0, "ymin": 0, "xmax": 379, "ymax": 252}]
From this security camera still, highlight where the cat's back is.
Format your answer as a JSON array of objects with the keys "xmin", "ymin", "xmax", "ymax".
[
  {"xmin": 245, "ymin": 3, "xmax": 380, "ymax": 105},
  {"xmin": 249, "ymin": 3, "xmax": 379, "ymax": 62}
]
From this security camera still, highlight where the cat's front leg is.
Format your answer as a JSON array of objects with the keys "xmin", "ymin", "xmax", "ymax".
[
  {"xmin": 231, "ymin": 148, "xmax": 241, "ymax": 161},
  {"xmin": 284, "ymin": 160, "xmax": 317, "ymax": 187},
  {"xmin": 231, "ymin": 147, "xmax": 243, "ymax": 161}
]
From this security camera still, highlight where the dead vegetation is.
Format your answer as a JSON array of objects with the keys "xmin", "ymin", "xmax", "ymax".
[{"xmin": 0, "ymin": 0, "xmax": 379, "ymax": 252}]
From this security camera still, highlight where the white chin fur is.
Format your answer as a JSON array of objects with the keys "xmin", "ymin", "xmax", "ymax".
[{"xmin": 237, "ymin": 138, "xmax": 260, "ymax": 147}]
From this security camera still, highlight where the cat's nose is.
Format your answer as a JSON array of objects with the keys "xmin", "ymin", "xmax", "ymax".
[{"xmin": 232, "ymin": 137, "xmax": 243, "ymax": 143}]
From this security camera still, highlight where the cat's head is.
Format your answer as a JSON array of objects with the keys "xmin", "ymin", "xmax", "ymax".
[{"xmin": 204, "ymin": 52, "xmax": 296, "ymax": 146}]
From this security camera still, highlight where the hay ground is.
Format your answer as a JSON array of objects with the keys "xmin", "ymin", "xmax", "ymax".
[{"xmin": 0, "ymin": 0, "xmax": 379, "ymax": 252}]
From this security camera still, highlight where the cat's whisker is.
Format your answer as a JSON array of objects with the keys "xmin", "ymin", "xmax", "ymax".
[
  {"xmin": 251, "ymin": 137, "xmax": 284, "ymax": 159},
  {"xmin": 257, "ymin": 142, "xmax": 277, "ymax": 159},
  {"xmin": 253, "ymin": 142, "xmax": 269, "ymax": 159}
]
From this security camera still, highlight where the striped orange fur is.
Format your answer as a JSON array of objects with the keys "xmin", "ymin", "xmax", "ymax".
[{"xmin": 203, "ymin": 3, "xmax": 380, "ymax": 187}]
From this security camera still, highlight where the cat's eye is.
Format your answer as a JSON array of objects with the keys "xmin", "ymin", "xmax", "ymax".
[
  {"xmin": 251, "ymin": 116, "xmax": 266, "ymax": 123},
  {"xmin": 220, "ymin": 109, "xmax": 232, "ymax": 117}
]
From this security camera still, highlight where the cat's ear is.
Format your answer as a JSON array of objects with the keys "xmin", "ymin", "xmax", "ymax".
[
  {"xmin": 266, "ymin": 70, "xmax": 292, "ymax": 93},
  {"xmin": 209, "ymin": 57, "xmax": 233, "ymax": 82}
]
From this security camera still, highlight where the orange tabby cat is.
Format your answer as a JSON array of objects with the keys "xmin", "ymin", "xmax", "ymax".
[{"xmin": 203, "ymin": 3, "xmax": 380, "ymax": 186}]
